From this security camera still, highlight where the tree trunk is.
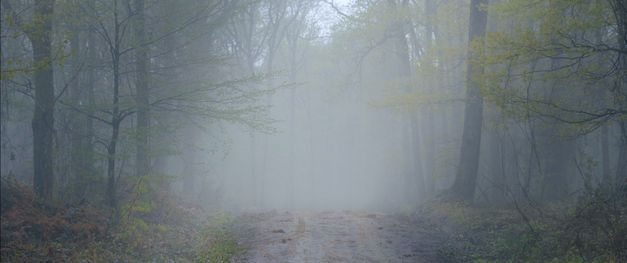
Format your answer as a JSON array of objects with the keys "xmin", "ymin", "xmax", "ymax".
[
  {"xmin": 106, "ymin": 0, "xmax": 122, "ymax": 209},
  {"xmin": 107, "ymin": 54, "xmax": 121, "ymax": 209},
  {"xmin": 617, "ymin": 123, "xmax": 627, "ymax": 183},
  {"xmin": 388, "ymin": 0, "xmax": 425, "ymax": 202},
  {"xmin": 539, "ymin": 57, "xmax": 576, "ymax": 202},
  {"xmin": 287, "ymin": 33, "xmax": 298, "ymax": 209},
  {"xmin": 601, "ymin": 125, "xmax": 611, "ymax": 184},
  {"xmin": 613, "ymin": 0, "xmax": 627, "ymax": 183},
  {"xmin": 78, "ymin": 29, "xmax": 97, "ymax": 201},
  {"xmin": 134, "ymin": 0, "xmax": 150, "ymax": 179},
  {"xmin": 422, "ymin": 0, "xmax": 437, "ymax": 197},
  {"xmin": 448, "ymin": 0, "xmax": 488, "ymax": 202},
  {"xmin": 31, "ymin": 0, "xmax": 56, "ymax": 199},
  {"xmin": 68, "ymin": 27, "xmax": 88, "ymax": 200},
  {"xmin": 107, "ymin": 121, "xmax": 119, "ymax": 209}
]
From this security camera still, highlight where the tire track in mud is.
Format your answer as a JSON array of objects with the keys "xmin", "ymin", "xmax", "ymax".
[{"xmin": 233, "ymin": 211, "xmax": 446, "ymax": 263}]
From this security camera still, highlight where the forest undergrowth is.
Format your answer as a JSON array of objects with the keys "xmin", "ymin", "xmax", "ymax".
[
  {"xmin": 425, "ymin": 183, "xmax": 627, "ymax": 262},
  {"xmin": 0, "ymin": 177, "xmax": 242, "ymax": 262}
]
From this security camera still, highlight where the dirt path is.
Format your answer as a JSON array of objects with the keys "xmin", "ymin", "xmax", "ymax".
[{"xmin": 232, "ymin": 211, "xmax": 447, "ymax": 263}]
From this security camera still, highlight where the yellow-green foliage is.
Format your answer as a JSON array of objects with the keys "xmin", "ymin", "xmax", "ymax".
[
  {"xmin": 474, "ymin": 0, "xmax": 620, "ymax": 135},
  {"xmin": 194, "ymin": 212, "xmax": 242, "ymax": 263}
]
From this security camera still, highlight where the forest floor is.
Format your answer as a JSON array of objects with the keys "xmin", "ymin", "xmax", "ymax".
[
  {"xmin": 2, "ymin": 175, "xmax": 623, "ymax": 262},
  {"xmin": 230, "ymin": 191, "xmax": 626, "ymax": 263},
  {"xmin": 231, "ymin": 211, "xmax": 449, "ymax": 263}
]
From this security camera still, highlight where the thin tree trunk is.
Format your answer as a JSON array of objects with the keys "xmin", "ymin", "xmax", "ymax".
[
  {"xmin": 287, "ymin": 36, "xmax": 298, "ymax": 209},
  {"xmin": 422, "ymin": 0, "xmax": 437, "ymax": 197},
  {"xmin": 68, "ymin": 27, "xmax": 86, "ymax": 200},
  {"xmin": 601, "ymin": 125, "xmax": 611, "ymax": 184},
  {"xmin": 79, "ymin": 28, "xmax": 97, "ymax": 201},
  {"xmin": 134, "ymin": 0, "xmax": 150, "ymax": 179},
  {"xmin": 107, "ymin": 121, "xmax": 120, "ymax": 209},
  {"xmin": 617, "ymin": 123, "xmax": 627, "ymax": 182},
  {"xmin": 389, "ymin": 0, "xmax": 425, "ymax": 202},
  {"xmin": 107, "ymin": 55, "xmax": 121, "ymax": 209},
  {"xmin": 106, "ymin": 0, "xmax": 122, "ymax": 210}
]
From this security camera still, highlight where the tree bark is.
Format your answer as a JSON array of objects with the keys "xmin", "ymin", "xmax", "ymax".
[
  {"xmin": 81, "ymin": 29, "xmax": 97, "ymax": 201},
  {"xmin": 107, "ymin": 52, "xmax": 121, "ymax": 209},
  {"xmin": 448, "ymin": 0, "xmax": 488, "ymax": 202},
  {"xmin": 134, "ymin": 0, "xmax": 150, "ymax": 179},
  {"xmin": 106, "ymin": 0, "xmax": 122, "ymax": 210},
  {"xmin": 601, "ymin": 125, "xmax": 611, "ymax": 184},
  {"xmin": 613, "ymin": 0, "xmax": 627, "ymax": 183},
  {"xmin": 68, "ymin": 27, "xmax": 87, "ymax": 200},
  {"xmin": 31, "ymin": 0, "xmax": 56, "ymax": 199}
]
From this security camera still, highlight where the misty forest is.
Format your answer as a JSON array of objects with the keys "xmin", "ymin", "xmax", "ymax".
[{"xmin": 1, "ymin": 0, "xmax": 626, "ymax": 262}]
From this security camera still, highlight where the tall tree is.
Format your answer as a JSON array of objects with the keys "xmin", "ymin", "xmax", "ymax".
[
  {"xmin": 421, "ymin": 0, "xmax": 438, "ymax": 198},
  {"xmin": 30, "ymin": 0, "xmax": 56, "ymax": 199},
  {"xmin": 448, "ymin": 0, "xmax": 488, "ymax": 202},
  {"xmin": 388, "ymin": 0, "xmax": 425, "ymax": 202},
  {"xmin": 611, "ymin": 0, "xmax": 627, "ymax": 182},
  {"xmin": 134, "ymin": 0, "xmax": 150, "ymax": 179}
]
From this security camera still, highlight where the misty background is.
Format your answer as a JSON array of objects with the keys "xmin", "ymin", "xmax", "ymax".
[
  {"xmin": 2, "ymin": 0, "xmax": 626, "ymax": 261},
  {"xmin": 1, "ymin": 0, "xmax": 625, "ymax": 221}
]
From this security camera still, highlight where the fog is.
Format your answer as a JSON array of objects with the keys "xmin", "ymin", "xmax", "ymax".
[
  {"xmin": 2, "ymin": 0, "xmax": 624, "ymax": 212},
  {"xmin": 1, "ymin": 0, "xmax": 626, "ymax": 261},
  {"xmin": 219, "ymin": 75, "xmax": 409, "ymax": 211}
]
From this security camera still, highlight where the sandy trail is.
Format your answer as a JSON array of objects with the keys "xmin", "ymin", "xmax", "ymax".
[{"xmin": 233, "ymin": 211, "xmax": 446, "ymax": 263}]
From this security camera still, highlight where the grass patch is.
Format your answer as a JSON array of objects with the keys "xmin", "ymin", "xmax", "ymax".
[{"xmin": 195, "ymin": 212, "xmax": 244, "ymax": 262}]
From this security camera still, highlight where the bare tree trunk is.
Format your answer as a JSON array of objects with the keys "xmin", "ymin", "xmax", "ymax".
[
  {"xmin": 613, "ymin": 0, "xmax": 627, "ymax": 183},
  {"xmin": 31, "ymin": 0, "xmax": 56, "ymax": 199},
  {"xmin": 448, "ymin": 0, "xmax": 488, "ymax": 202},
  {"xmin": 287, "ymin": 34, "xmax": 298, "ymax": 209},
  {"xmin": 388, "ymin": 0, "xmax": 425, "ymax": 202},
  {"xmin": 486, "ymin": 109, "xmax": 506, "ymax": 203},
  {"xmin": 68, "ymin": 26, "xmax": 88, "ymax": 201},
  {"xmin": 422, "ymin": 0, "xmax": 437, "ymax": 198},
  {"xmin": 617, "ymin": 123, "xmax": 627, "ymax": 183},
  {"xmin": 107, "ymin": 55, "xmax": 121, "ymax": 209},
  {"xmin": 601, "ymin": 125, "xmax": 611, "ymax": 184},
  {"xmin": 106, "ymin": 0, "xmax": 122, "ymax": 210},
  {"xmin": 107, "ymin": 120, "xmax": 120, "ymax": 209},
  {"xmin": 134, "ymin": 0, "xmax": 150, "ymax": 179},
  {"xmin": 410, "ymin": 114, "xmax": 426, "ymax": 200},
  {"xmin": 80, "ymin": 29, "xmax": 97, "ymax": 201}
]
